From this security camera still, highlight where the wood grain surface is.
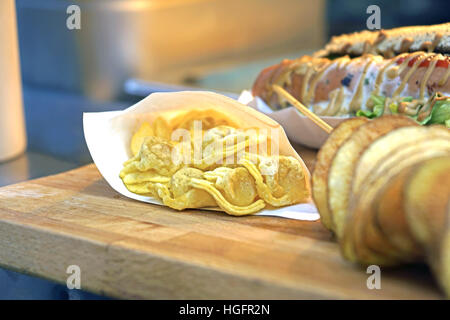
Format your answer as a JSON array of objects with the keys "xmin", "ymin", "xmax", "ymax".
[{"xmin": 0, "ymin": 145, "xmax": 443, "ymax": 299}]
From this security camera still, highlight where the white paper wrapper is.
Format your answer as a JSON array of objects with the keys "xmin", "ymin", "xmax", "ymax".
[
  {"xmin": 238, "ymin": 90, "xmax": 348, "ymax": 149},
  {"xmin": 84, "ymin": 91, "xmax": 319, "ymax": 221}
]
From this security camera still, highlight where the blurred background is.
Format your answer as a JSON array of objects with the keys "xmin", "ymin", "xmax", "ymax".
[
  {"xmin": 13, "ymin": 0, "xmax": 450, "ymax": 165},
  {"xmin": 0, "ymin": 0, "xmax": 449, "ymax": 299}
]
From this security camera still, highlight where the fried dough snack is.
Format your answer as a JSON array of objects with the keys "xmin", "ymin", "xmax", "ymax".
[
  {"xmin": 120, "ymin": 110, "xmax": 309, "ymax": 216},
  {"xmin": 240, "ymin": 155, "xmax": 309, "ymax": 207},
  {"xmin": 312, "ymin": 116, "xmax": 450, "ymax": 297}
]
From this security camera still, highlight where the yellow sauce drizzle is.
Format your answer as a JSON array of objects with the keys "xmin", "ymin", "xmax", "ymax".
[
  {"xmin": 420, "ymin": 54, "xmax": 440, "ymax": 100},
  {"xmin": 305, "ymin": 61, "xmax": 335, "ymax": 105},
  {"xmin": 349, "ymin": 56, "xmax": 374, "ymax": 112},
  {"xmin": 392, "ymin": 53, "xmax": 427, "ymax": 98},
  {"xmin": 300, "ymin": 63, "xmax": 315, "ymax": 103},
  {"xmin": 387, "ymin": 52, "xmax": 423, "ymax": 79},
  {"xmin": 374, "ymin": 53, "xmax": 407, "ymax": 96}
]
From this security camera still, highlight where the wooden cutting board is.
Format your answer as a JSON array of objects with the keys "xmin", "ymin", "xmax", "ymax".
[{"xmin": 0, "ymin": 146, "xmax": 442, "ymax": 299}]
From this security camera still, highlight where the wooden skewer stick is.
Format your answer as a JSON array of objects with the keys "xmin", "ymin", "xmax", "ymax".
[{"xmin": 272, "ymin": 84, "xmax": 333, "ymax": 134}]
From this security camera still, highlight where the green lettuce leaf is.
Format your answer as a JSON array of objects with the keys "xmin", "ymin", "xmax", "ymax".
[
  {"xmin": 355, "ymin": 95, "xmax": 385, "ymax": 118},
  {"xmin": 401, "ymin": 97, "xmax": 413, "ymax": 102},
  {"xmin": 429, "ymin": 99, "xmax": 450, "ymax": 125},
  {"xmin": 356, "ymin": 94, "xmax": 450, "ymax": 127}
]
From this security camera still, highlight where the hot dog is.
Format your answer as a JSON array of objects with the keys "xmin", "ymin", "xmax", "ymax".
[
  {"xmin": 252, "ymin": 24, "xmax": 450, "ymax": 126},
  {"xmin": 315, "ymin": 23, "xmax": 450, "ymax": 59}
]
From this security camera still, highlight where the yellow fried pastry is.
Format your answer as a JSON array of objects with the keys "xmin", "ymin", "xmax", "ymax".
[
  {"xmin": 122, "ymin": 171, "xmax": 170, "ymax": 185},
  {"xmin": 198, "ymin": 126, "xmax": 269, "ymax": 170},
  {"xmin": 129, "ymin": 117, "xmax": 171, "ymax": 158},
  {"xmin": 204, "ymin": 167, "xmax": 257, "ymax": 207},
  {"xmin": 130, "ymin": 122, "xmax": 154, "ymax": 156},
  {"xmin": 155, "ymin": 168, "xmax": 216, "ymax": 210},
  {"xmin": 120, "ymin": 110, "xmax": 309, "ymax": 216},
  {"xmin": 125, "ymin": 181, "xmax": 159, "ymax": 197},
  {"xmin": 240, "ymin": 155, "xmax": 309, "ymax": 207},
  {"xmin": 120, "ymin": 135, "xmax": 180, "ymax": 197},
  {"xmin": 189, "ymin": 177, "xmax": 266, "ymax": 216},
  {"xmin": 199, "ymin": 126, "xmax": 247, "ymax": 169},
  {"xmin": 152, "ymin": 116, "xmax": 171, "ymax": 140},
  {"xmin": 121, "ymin": 136, "xmax": 181, "ymax": 177},
  {"xmin": 171, "ymin": 109, "xmax": 238, "ymax": 132},
  {"xmin": 154, "ymin": 167, "xmax": 265, "ymax": 215}
]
